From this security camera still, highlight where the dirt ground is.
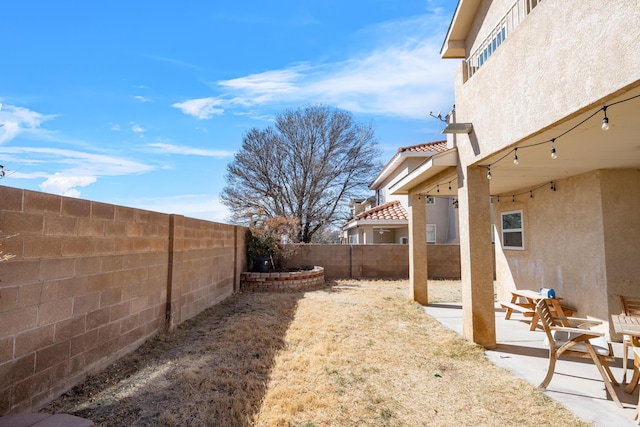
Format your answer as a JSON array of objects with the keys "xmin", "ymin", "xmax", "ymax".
[{"xmin": 43, "ymin": 280, "xmax": 588, "ymax": 427}]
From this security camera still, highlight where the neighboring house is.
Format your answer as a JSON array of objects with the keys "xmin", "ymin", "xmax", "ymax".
[
  {"xmin": 391, "ymin": 0, "xmax": 640, "ymax": 348},
  {"xmin": 342, "ymin": 141, "xmax": 459, "ymax": 245}
]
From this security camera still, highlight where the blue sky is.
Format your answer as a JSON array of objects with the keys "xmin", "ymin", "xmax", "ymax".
[{"xmin": 0, "ymin": 1, "xmax": 457, "ymax": 223}]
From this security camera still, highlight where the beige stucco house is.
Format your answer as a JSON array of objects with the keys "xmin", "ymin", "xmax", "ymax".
[
  {"xmin": 393, "ymin": 0, "xmax": 640, "ymax": 348},
  {"xmin": 342, "ymin": 141, "xmax": 459, "ymax": 245}
]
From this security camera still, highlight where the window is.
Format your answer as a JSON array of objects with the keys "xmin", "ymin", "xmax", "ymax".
[
  {"xmin": 477, "ymin": 25, "xmax": 506, "ymax": 68},
  {"xmin": 348, "ymin": 234, "xmax": 358, "ymax": 244},
  {"xmin": 501, "ymin": 210, "xmax": 523, "ymax": 250},
  {"xmin": 426, "ymin": 196, "xmax": 435, "ymax": 205},
  {"xmin": 426, "ymin": 224, "xmax": 436, "ymax": 244}
]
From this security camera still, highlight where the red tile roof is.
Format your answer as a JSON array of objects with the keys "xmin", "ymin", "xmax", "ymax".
[
  {"xmin": 354, "ymin": 200, "xmax": 408, "ymax": 221},
  {"xmin": 398, "ymin": 140, "xmax": 448, "ymax": 154}
]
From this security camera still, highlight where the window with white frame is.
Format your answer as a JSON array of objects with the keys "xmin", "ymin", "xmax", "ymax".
[
  {"xmin": 501, "ymin": 210, "xmax": 524, "ymax": 250},
  {"xmin": 348, "ymin": 234, "xmax": 358, "ymax": 244},
  {"xmin": 426, "ymin": 224, "xmax": 436, "ymax": 243}
]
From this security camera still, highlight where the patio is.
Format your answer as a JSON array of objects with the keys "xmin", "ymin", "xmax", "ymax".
[{"xmin": 425, "ymin": 302, "xmax": 639, "ymax": 427}]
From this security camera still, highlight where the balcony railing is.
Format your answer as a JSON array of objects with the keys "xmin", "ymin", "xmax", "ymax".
[{"xmin": 464, "ymin": 0, "xmax": 542, "ymax": 81}]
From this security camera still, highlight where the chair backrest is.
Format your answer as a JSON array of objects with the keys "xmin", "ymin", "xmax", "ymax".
[
  {"xmin": 536, "ymin": 299, "xmax": 557, "ymax": 348},
  {"xmin": 620, "ymin": 296, "xmax": 640, "ymax": 316}
]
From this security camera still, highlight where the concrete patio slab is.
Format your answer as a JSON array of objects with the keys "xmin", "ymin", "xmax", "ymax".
[
  {"xmin": 424, "ymin": 302, "xmax": 639, "ymax": 427},
  {"xmin": 0, "ymin": 413, "xmax": 94, "ymax": 427}
]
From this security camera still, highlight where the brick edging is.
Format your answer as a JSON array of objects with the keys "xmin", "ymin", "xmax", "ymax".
[{"xmin": 240, "ymin": 266, "xmax": 325, "ymax": 292}]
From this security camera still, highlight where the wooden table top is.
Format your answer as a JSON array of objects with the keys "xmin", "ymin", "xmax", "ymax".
[
  {"xmin": 611, "ymin": 314, "xmax": 640, "ymax": 337},
  {"xmin": 511, "ymin": 289, "xmax": 562, "ymax": 301}
]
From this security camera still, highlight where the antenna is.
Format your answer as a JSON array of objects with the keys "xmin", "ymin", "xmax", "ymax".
[{"xmin": 429, "ymin": 111, "xmax": 447, "ymax": 122}]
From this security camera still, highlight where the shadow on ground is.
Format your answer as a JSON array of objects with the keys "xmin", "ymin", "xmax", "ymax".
[{"xmin": 43, "ymin": 289, "xmax": 307, "ymax": 427}]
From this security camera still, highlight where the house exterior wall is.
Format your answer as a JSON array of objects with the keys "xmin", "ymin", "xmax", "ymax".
[
  {"xmin": 454, "ymin": 0, "xmax": 640, "ymax": 166},
  {"xmin": 448, "ymin": 0, "xmax": 640, "ymax": 344},
  {"xmin": 0, "ymin": 186, "xmax": 243, "ymax": 414},
  {"xmin": 494, "ymin": 169, "xmax": 640, "ymax": 336},
  {"xmin": 601, "ymin": 169, "xmax": 640, "ymax": 337}
]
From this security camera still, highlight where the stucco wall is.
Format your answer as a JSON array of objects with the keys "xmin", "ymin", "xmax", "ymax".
[
  {"xmin": 494, "ymin": 169, "xmax": 640, "ymax": 335},
  {"xmin": 455, "ymin": 0, "xmax": 640, "ymax": 165},
  {"xmin": 0, "ymin": 186, "xmax": 244, "ymax": 414},
  {"xmin": 600, "ymin": 169, "xmax": 640, "ymax": 331}
]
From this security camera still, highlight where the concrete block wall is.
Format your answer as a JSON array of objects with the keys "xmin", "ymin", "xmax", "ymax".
[
  {"xmin": 0, "ymin": 186, "xmax": 243, "ymax": 414},
  {"xmin": 287, "ymin": 244, "xmax": 461, "ymax": 280}
]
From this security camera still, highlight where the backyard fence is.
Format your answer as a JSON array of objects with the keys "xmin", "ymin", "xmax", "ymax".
[{"xmin": 0, "ymin": 185, "xmax": 460, "ymax": 414}]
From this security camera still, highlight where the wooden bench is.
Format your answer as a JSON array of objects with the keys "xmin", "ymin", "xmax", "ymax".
[{"xmin": 500, "ymin": 301, "xmax": 535, "ymax": 319}]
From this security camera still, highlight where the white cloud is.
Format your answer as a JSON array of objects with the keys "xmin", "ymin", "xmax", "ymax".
[
  {"xmin": 148, "ymin": 142, "xmax": 234, "ymax": 158},
  {"xmin": 39, "ymin": 173, "xmax": 97, "ymax": 197},
  {"xmin": 131, "ymin": 122, "xmax": 146, "ymax": 135},
  {"xmin": 0, "ymin": 104, "xmax": 55, "ymax": 144},
  {"xmin": 111, "ymin": 124, "xmax": 121, "ymax": 131},
  {"xmin": 133, "ymin": 95, "xmax": 150, "ymax": 103},
  {"xmin": 0, "ymin": 145, "xmax": 155, "ymax": 198},
  {"xmin": 173, "ymin": 13, "xmax": 456, "ymax": 120},
  {"xmin": 172, "ymin": 97, "xmax": 225, "ymax": 119}
]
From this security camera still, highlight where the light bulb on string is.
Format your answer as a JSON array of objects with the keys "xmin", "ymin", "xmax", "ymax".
[
  {"xmin": 550, "ymin": 139, "xmax": 557, "ymax": 160},
  {"xmin": 487, "ymin": 166, "xmax": 492, "ymax": 180},
  {"xmin": 513, "ymin": 148, "xmax": 519, "ymax": 165},
  {"xmin": 601, "ymin": 106, "xmax": 610, "ymax": 131}
]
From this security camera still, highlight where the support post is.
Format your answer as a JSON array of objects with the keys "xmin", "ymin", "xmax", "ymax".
[
  {"xmin": 408, "ymin": 191, "xmax": 428, "ymax": 305},
  {"xmin": 459, "ymin": 166, "xmax": 496, "ymax": 348}
]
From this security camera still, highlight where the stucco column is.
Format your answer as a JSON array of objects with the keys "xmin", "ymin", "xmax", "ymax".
[
  {"xmin": 408, "ymin": 191, "xmax": 428, "ymax": 305},
  {"xmin": 459, "ymin": 166, "xmax": 496, "ymax": 348},
  {"xmin": 363, "ymin": 225, "xmax": 374, "ymax": 244}
]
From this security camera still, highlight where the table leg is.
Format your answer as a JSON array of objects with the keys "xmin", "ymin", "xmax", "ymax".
[
  {"xmin": 624, "ymin": 352, "xmax": 640, "ymax": 394},
  {"xmin": 504, "ymin": 294, "xmax": 519, "ymax": 320},
  {"xmin": 528, "ymin": 298, "xmax": 539, "ymax": 330}
]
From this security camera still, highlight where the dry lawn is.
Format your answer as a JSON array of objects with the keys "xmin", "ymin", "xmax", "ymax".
[{"xmin": 44, "ymin": 280, "xmax": 589, "ymax": 426}]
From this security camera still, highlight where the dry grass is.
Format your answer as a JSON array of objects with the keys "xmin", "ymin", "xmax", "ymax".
[{"xmin": 44, "ymin": 280, "xmax": 589, "ymax": 426}]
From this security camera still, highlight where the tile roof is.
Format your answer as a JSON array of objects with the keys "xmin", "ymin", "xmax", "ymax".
[
  {"xmin": 398, "ymin": 140, "xmax": 448, "ymax": 154},
  {"xmin": 354, "ymin": 200, "xmax": 408, "ymax": 221}
]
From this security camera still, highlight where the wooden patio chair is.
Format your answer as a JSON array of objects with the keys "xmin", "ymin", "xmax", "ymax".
[
  {"xmin": 620, "ymin": 295, "xmax": 640, "ymax": 384},
  {"xmin": 536, "ymin": 299, "xmax": 622, "ymax": 407}
]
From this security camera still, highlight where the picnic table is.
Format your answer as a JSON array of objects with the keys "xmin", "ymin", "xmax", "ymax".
[
  {"xmin": 611, "ymin": 314, "xmax": 640, "ymax": 423},
  {"xmin": 501, "ymin": 289, "xmax": 575, "ymax": 331},
  {"xmin": 611, "ymin": 314, "xmax": 640, "ymax": 392}
]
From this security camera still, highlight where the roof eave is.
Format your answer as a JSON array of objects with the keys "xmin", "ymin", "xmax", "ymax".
[
  {"xmin": 370, "ymin": 151, "xmax": 439, "ymax": 190},
  {"xmin": 390, "ymin": 149, "xmax": 458, "ymax": 195},
  {"xmin": 440, "ymin": 0, "xmax": 483, "ymax": 59}
]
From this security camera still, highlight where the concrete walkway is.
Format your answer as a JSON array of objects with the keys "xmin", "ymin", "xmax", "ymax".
[
  {"xmin": 0, "ymin": 413, "xmax": 94, "ymax": 427},
  {"xmin": 424, "ymin": 302, "xmax": 639, "ymax": 427}
]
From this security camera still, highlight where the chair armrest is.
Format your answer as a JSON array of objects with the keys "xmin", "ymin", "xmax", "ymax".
[
  {"xmin": 549, "ymin": 325, "xmax": 604, "ymax": 338},
  {"xmin": 553, "ymin": 316, "xmax": 602, "ymax": 328}
]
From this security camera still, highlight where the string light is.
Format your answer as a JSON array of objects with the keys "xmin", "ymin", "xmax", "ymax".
[
  {"xmin": 487, "ymin": 166, "xmax": 492, "ymax": 180},
  {"xmin": 601, "ymin": 106, "xmax": 610, "ymax": 131},
  {"xmin": 478, "ymin": 93, "xmax": 640, "ymax": 176}
]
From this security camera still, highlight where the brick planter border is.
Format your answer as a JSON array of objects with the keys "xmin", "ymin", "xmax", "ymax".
[{"xmin": 240, "ymin": 266, "xmax": 325, "ymax": 292}]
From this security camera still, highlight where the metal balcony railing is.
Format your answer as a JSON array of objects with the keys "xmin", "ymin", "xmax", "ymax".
[{"xmin": 465, "ymin": 0, "xmax": 542, "ymax": 80}]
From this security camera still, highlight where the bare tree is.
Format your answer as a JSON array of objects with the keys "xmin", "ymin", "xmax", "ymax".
[{"xmin": 221, "ymin": 104, "xmax": 381, "ymax": 243}]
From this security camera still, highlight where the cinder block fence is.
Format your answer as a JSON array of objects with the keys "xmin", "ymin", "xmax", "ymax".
[
  {"xmin": 0, "ymin": 186, "xmax": 245, "ymax": 414},
  {"xmin": 0, "ymin": 185, "xmax": 461, "ymax": 415}
]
